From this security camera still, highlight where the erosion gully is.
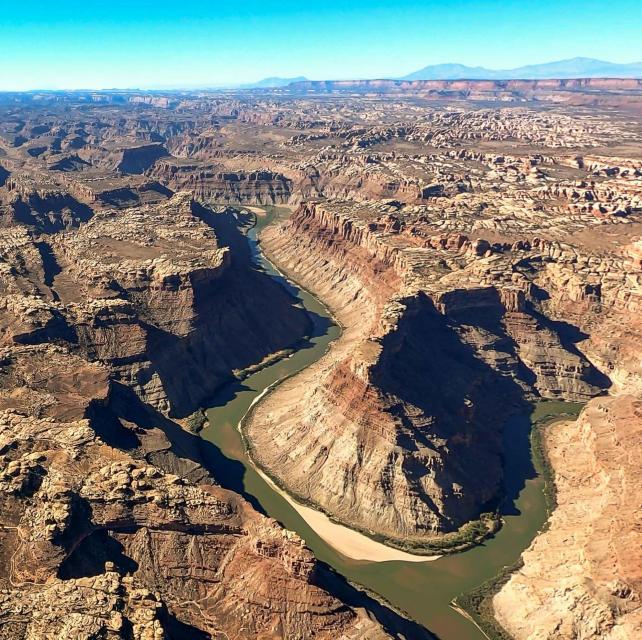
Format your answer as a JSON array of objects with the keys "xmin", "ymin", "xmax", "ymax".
[{"xmin": 201, "ymin": 207, "xmax": 578, "ymax": 640}]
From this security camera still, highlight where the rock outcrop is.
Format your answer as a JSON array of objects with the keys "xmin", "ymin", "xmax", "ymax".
[
  {"xmin": 115, "ymin": 143, "xmax": 169, "ymax": 174},
  {"xmin": 0, "ymin": 347, "xmax": 393, "ymax": 639},
  {"xmin": 25, "ymin": 192, "xmax": 312, "ymax": 416},
  {"xmin": 150, "ymin": 160, "xmax": 293, "ymax": 204}
]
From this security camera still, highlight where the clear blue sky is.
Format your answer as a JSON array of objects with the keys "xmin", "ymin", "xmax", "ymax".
[{"xmin": 1, "ymin": 0, "xmax": 641, "ymax": 90}]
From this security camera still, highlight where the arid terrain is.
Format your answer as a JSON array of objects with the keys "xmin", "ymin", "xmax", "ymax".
[{"xmin": 0, "ymin": 80, "xmax": 640, "ymax": 639}]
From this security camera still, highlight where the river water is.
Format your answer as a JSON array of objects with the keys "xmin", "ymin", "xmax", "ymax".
[{"xmin": 202, "ymin": 209, "xmax": 580, "ymax": 640}]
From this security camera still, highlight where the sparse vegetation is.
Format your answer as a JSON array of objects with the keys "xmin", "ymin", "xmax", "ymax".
[{"xmin": 185, "ymin": 409, "xmax": 207, "ymax": 434}]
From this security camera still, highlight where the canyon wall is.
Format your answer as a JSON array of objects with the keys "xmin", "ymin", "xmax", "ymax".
[
  {"xmin": 31, "ymin": 193, "xmax": 313, "ymax": 417},
  {"xmin": 0, "ymin": 190, "xmax": 409, "ymax": 638},
  {"xmin": 490, "ymin": 239, "xmax": 642, "ymax": 639},
  {"xmin": 150, "ymin": 160, "xmax": 293, "ymax": 205},
  {"xmin": 0, "ymin": 345, "xmax": 398, "ymax": 639}
]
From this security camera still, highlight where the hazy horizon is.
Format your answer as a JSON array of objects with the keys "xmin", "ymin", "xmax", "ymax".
[{"xmin": 2, "ymin": 0, "xmax": 642, "ymax": 90}]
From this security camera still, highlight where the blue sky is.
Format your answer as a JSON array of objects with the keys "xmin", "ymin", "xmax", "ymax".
[{"xmin": 1, "ymin": 0, "xmax": 641, "ymax": 90}]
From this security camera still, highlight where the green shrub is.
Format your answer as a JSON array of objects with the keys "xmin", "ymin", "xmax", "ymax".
[{"xmin": 185, "ymin": 409, "xmax": 207, "ymax": 434}]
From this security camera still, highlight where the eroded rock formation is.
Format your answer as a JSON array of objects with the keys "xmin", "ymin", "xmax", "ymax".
[
  {"xmin": 247, "ymin": 200, "xmax": 617, "ymax": 545},
  {"xmin": 0, "ymin": 124, "xmax": 409, "ymax": 636},
  {"xmin": 0, "ymin": 347, "xmax": 394, "ymax": 639}
]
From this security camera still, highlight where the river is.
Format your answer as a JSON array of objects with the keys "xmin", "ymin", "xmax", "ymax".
[{"xmin": 201, "ymin": 208, "xmax": 580, "ymax": 640}]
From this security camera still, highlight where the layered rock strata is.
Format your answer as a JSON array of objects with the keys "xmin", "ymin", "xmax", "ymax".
[
  {"xmin": 150, "ymin": 160, "xmax": 293, "ymax": 205},
  {"xmin": 0, "ymin": 345, "xmax": 396, "ymax": 639},
  {"xmin": 3, "ymin": 192, "xmax": 312, "ymax": 416}
]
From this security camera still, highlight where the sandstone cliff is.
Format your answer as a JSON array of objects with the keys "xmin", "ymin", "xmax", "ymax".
[
  {"xmin": 22, "ymin": 192, "xmax": 312, "ymax": 416},
  {"xmin": 0, "ymin": 190, "xmax": 409, "ymax": 638},
  {"xmin": 150, "ymin": 160, "xmax": 293, "ymax": 205},
  {"xmin": 0, "ymin": 344, "xmax": 397, "ymax": 639}
]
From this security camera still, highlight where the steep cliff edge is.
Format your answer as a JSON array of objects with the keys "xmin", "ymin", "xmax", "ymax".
[
  {"xmin": 150, "ymin": 160, "xmax": 293, "ymax": 205},
  {"xmin": 493, "ymin": 395, "xmax": 642, "ymax": 639},
  {"xmin": 488, "ymin": 239, "xmax": 642, "ymax": 638},
  {"xmin": 245, "ymin": 201, "xmax": 607, "ymax": 546},
  {"xmin": 42, "ymin": 192, "xmax": 313, "ymax": 416}
]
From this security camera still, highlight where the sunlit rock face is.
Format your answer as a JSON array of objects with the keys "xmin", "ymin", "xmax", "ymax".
[{"xmin": 494, "ymin": 395, "xmax": 642, "ymax": 640}]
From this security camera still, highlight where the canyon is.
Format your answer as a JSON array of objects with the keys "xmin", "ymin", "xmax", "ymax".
[{"xmin": 0, "ymin": 84, "xmax": 640, "ymax": 639}]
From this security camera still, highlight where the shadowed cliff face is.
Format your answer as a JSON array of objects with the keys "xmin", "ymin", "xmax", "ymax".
[
  {"xmin": 23, "ymin": 194, "xmax": 315, "ymax": 418},
  {"xmin": 0, "ymin": 193, "xmax": 315, "ymax": 419},
  {"xmin": 11, "ymin": 192, "xmax": 94, "ymax": 233},
  {"xmin": 142, "ymin": 262, "xmax": 314, "ymax": 417},
  {"xmin": 149, "ymin": 161, "xmax": 294, "ymax": 205},
  {"xmin": 116, "ymin": 143, "xmax": 169, "ymax": 174},
  {"xmin": 369, "ymin": 292, "xmax": 524, "ymax": 530},
  {"xmin": 126, "ymin": 201, "xmax": 315, "ymax": 417},
  {"xmin": 436, "ymin": 286, "xmax": 609, "ymax": 400}
]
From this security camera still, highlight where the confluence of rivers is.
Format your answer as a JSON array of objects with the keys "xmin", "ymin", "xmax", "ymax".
[{"xmin": 202, "ymin": 208, "xmax": 578, "ymax": 640}]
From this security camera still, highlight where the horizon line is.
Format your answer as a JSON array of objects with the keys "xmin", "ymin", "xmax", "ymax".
[{"xmin": 1, "ymin": 75, "xmax": 642, "ymax": 93}]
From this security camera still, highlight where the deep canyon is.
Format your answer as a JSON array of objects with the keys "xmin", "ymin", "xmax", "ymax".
[{"xmin": 0, "ymin": 84, "xmax": 640, "ymax": 639}]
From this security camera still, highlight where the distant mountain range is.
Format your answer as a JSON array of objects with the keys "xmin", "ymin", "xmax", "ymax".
[
  {"xmin": 400, "ymin": 58, "xmax": 642, "ymax": 80},
  {"xmin": 242, "ymin": 76, "xmax": 308, "ymax": 88},
  {"xmin": 238, "ymin": 59, "xmax": 642, "ymax": 90}
]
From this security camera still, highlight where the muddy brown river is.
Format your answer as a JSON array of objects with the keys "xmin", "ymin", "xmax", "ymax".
[{"xmin": 202, "ymin": 209, "xmax": 580, "ymax": 640}]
